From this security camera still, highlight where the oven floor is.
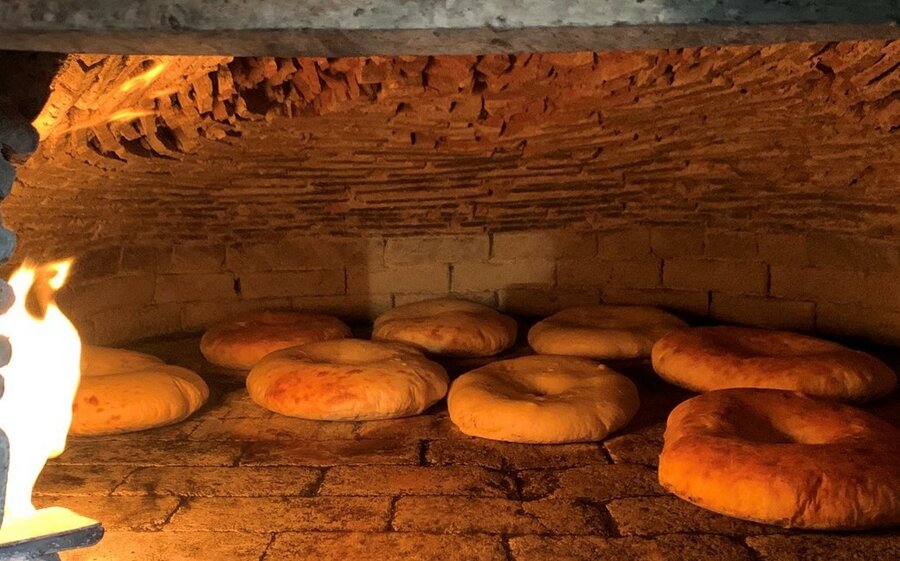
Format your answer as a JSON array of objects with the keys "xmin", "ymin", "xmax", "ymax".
[{"xmin": 36, "ymin": 334, "xmax": 900, "ymax": 561}]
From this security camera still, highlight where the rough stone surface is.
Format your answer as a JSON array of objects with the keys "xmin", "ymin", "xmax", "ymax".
[
  {"xmin": 34, "ymin": 495, "xmax": 181, "ymax": 531},
  {"xmin": 115, "ymin": 466, "xmax": 321, "ymax": 497},
  {"xmin": 392, "ymin": 497, "xmax": 611, "ymax": 535},
  {"xmin": 266, "ymin": 532, "xmax": 507, "ymax": 561},
  {"xmin": 62, "ymin": 531, "xmax": 272, "ymax": 561},
  {"xmin": 240, "ymin": 439, "xmax": 421, "ymax": 466},
  {"xmin": 746, "ymin": 534, "xmax": 900, "ymax": 561},
  {"xmin": 55, "ymin": 438, "xmax": 242, "ymax": 466},
  {"xmin": 169, "ymin": 497, "xmax": 392, "ymax": 532},
  {"xmin": 607, "ymin": 496, "xmax": 788, "ymax": 537},
  {"xmin": 34, "ymin": 464, "xmax": 136, "ymax": 496},
  {"xmin": 510, "ymin": 534, "xmax": 755, "ymax": 561},
  {"xmin": 426, "ymin": 438, "xmax": 607, "ymax": 470},
  {"xmin": 1, "ymin": 1, "xmax": 897, "ymax": 54},
  {"xmin": 319, "ymin": 465, "xmax": 516, "ymax": 497},
  {"xmin": 519, "ymin": 464, "xmax": 666, "ymax": 501}
]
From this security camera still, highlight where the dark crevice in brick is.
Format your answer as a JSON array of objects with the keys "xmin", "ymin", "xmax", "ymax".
[
  {"xmin": 386, "ymin": 496, "xmax": 399, "ymax": 531},
  {"xmin": 309, "ymin": 468, "xmax": 328, "ymax": 497},
  {"xmin": 106, "ymin": 466, "xmax": 143, "ymax": 495},
  {"xmin": 158, "ymin": 496, "xmax": 190, "ymax": 529},
  {"xmin": 418, "ymin": 440, "xmax": 430, "ymax": 466},
  {"xmin": 500, "ymin": 534, "xmax": 516, "ymax": 561},
  {"xmin": 257, "ymin": 532, "xmax": 279, "ymax": 561}
]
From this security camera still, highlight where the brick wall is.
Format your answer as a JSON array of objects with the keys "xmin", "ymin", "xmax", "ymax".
[
  {"xmin": 52, "ymin": 228, "xmax": 900, "ymax": 346},
  {"xmin": 2, "ymin": 44, "xmax": 897, "ymax": 346}
]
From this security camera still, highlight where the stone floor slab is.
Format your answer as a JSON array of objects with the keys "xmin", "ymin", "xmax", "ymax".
[
  {"xmin": 53, "ymin": 439, "xmax": 243, "ymax": 466},
  {"xmin": 319, "ymin": 465, "xmax": 515, "ymax": 497},
  {"xmin": 426, "ymin": 437, "xmax": 607, "ymax": 470},
  {"xmin": 746, "ymin": 533, "xmax": 900, "ymax": 561},
  {"xmin": 519, "ymin": 463, "xmax": 665, "ymax": 501},
  {"xmin": 191, "ymin": 416, "xmax": 358, "ymax": 441},
  {"xmin": 509, "ymin": 534, "xmax": 754, "ymax": 561},
  {"xmin": 266, "ymin": 532, "xmax": 507, "ymax": 561},
  {"xmin": 607, "ymin": 496, "xmax": 787, "ymax": 537},
  {"xmin": 240, "ymin": 438, "xmax": 420, "ymax": 467},
  {"xmin": 60, "ymin": 530, "xmax": 272, "ymax": 561},
  {"xmin": 168, "ymin": 497, "xmax": 392, "ymax": 532},
  {"xmin": 35, "ymin": 464, "xmax": 136, "ymax": 496},
  {"xmin": 34, "ymin": 495, "xmax": 182, "ymax": 531},
  {"xmin": 392, "ymin": 497, "xmax": 611, "ymax": 535},
  {"xmin": 114, "ymin": 466, "xmax": 321, "ymax": 497}
]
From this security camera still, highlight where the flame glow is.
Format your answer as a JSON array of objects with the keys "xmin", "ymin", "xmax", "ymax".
[
  {"xmin": 0, "ymin": 260, "xmax": 81, "ymax": 525},
  {"xmin": 120, "ymin": 61, "xmax": 168, "ymax": 93},
  {"xmin": 107, "ymin": 109, "xmax": 154, "ymax": 123}
]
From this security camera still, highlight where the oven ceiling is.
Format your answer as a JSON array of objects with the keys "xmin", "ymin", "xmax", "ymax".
[{"xmin": 0, "ymin": 1, "xmax": 898, "ymax": 56}]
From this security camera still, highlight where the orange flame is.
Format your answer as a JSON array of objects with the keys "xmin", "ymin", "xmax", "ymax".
[
  {"xmin": 120, "ymin": 61, "xmax": 168, "ymax": 93},
  {"xmin": 107, "ymin": 109, "xmax": 154, "ymax": 123},
  {"xmin": 0, "ymin": 259, "xmax": 93, "ymax": 541}
]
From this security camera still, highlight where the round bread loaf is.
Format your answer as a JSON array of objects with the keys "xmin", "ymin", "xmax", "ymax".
[
  {"xmin": 200, "ymin": 310, "xmax": 352, "ymax": 369},
  {"xmin": 247, "ymin": 339, "xmax": 448, "ymax": 420},
  {"xmin": 72, "ymin": 362, "xmax": 208, "ymax": 436},
  {"xmin": 651, "ymin": 326, "xmax": 896, "ymax": 402},
  {"xmin": 528, "ymin": 305, "xmax": 687, "ymax": 359},
  {"xmin": 448, "ymin": 355, "xmax": 639, "ymax": 443},
  {"xmin": 80, "ymin": 345, "xmax": 164, "ymax": 376},
  {"xmin": 659, "ymin": 388, "xmax": 900, "ymax": 529},
  {"xmin": 373, "ymin": 298, "xmax": 517, "ymax": 357}
]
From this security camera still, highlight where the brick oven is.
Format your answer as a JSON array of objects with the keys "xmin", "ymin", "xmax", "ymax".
[{"xmin": 0, "ymin": 2, "xmax": 898, "ymax": 560}]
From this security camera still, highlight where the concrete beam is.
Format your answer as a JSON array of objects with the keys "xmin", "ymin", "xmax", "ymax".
[{"xmin": 0, "ymin": 1, "xmax": 897, "ymax": 55}]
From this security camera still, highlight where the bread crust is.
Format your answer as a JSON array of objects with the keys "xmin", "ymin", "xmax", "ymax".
[
  {"xmin": 247, "ymin": 339, "xmax": 448, "ymax": 420},
  {"xmin": 651, "ymin": 326, "xmax": 896, "ymax": 402},
  {"xmin": 200, "ymin": 310, "xmax": 352, "ymax": 370},
  {"xmin": 373, "ymin": 298, "xmax": 517, "ymax": 357},
  {"xmin": 80, "ymin": 344, "xmax": 164, "ymax": 376},
  {"xmin": 658, "ymin": 388, "xmax": 900, "ymax": 529},
  {"xmin": 448, "ymin": 355, "xmax": 639, "ymax": 443},
  {"xmin": 72, "ymin": 353, "xmax": 208, "ymax": 436},
  {"xmin": 528, "ymin": 305, "xmax": 686, "ymax": 359}
]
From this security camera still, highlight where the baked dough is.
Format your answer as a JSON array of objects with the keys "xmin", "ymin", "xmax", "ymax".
[
  {"xmin": 448, "ymin": 355, "xmax": 639, "ymax": 443},
  {"xmin": 80, "ymin": 344, "xmax": 164, "ymax": 376},
  {"xmin": 246, "ymin": 339, "xmax": 448, "ymax": 420},
  {"xmin": 528, "ymin": 305, "xmax": 687, "ymax": 359},
  {"xmin": 200, "ymin": 310, "xmax": 352, "ymax": 369},
  {"xmin": 373, "ymin": 298, "xmax": 517, "ymax": 357},
  {"xmin": 72, "ymin": 348, "xmax": 208, "ymax": 435},
  {"xmin": 651, "ymin": 326, "xmax": 896, "ymax": 402},
  {"xmin": 659, "ymin": 388, "xmax": 900, "ymax": 529}
]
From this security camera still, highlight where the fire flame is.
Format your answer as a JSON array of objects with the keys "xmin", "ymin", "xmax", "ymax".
[
  {"xmin": 0, "ymin": 259, "xmax": 81, "ymax": 524},
  {"xmin": 120, "ymin": 61, "xmax": 168, "ymax": 93},
  {"xmin": 107, "ymin": 109, "xmax": 154, "ymax": 123}
]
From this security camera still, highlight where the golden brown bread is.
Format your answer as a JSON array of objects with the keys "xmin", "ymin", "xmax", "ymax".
[
  {"xmin": 528, "ymin": 305, "xmax": 686, "ymax": 359},
  {"xmin": 80, "ymin": 344, "xmax": 164, "ymax": 376},
  {"xmin": 247, "ymin": 339, "xmax": 448, "ymax": 420},
  {"xmin": 373, "ymin": 298, "xmax": 517, "ymax": 357},
  {"xmin": 651, "ymin": 326, "xmax": 896, "ymax": 402},
  {"xmin": 72, "ymin": 348, "xmax": 208, "ymax": 436},
  {"xmin": 200, "ymin": 310, "xmax": 352, "ymax": 370},
  {"xmin": 658, "ymin": 388, "xmax": 900, "ymax": 529},
  {"xmin": 448, "ymin": 355, "xmax": 639, "ymax": 443}
]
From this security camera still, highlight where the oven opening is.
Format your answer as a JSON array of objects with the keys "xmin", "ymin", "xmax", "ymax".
[{"xmin": 0, "ymin": 3, "xmax": 897, "ymax": 560}]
